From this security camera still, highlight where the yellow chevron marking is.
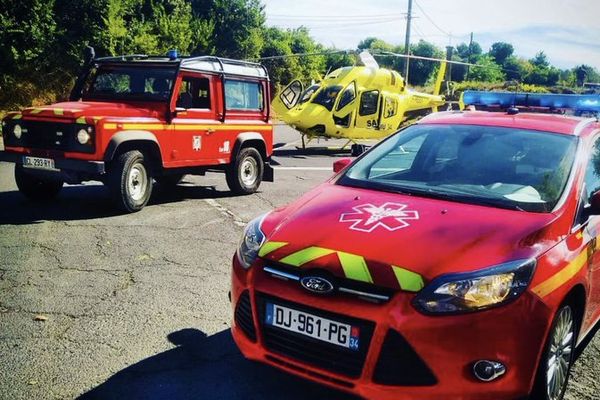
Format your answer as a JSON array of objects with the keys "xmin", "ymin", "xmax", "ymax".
[
  {"xmin": 392, "ymin": 266, "xmax": 425, "ymax": 292},
  {"xmin": 12, "ymin": 114, "xmax": 22, "ymax": 120},
  {"xmin": 53, "ymin": 109, "xmax": 64, "ymax": 116},
  {"xmin": 337, "ymin": 252, "xmax": 373, "ymax": 283},
  {"xmin": 532, "ymin": 250, "xmax": 588, "ymax": 298},
  {"xmin": 279, "ymin": 247, "xmax": 335, "ymax": 267},
  {"xmin": 76, "ymin": 117, "xmax": 87, "ymax": 124},
  {"xmin": 258, "ymin": 242, "xmax": 288, "ymax": 258},
  {"xmin": 30, "ymin": 108, "xmax": 44, "ymax": 114}
]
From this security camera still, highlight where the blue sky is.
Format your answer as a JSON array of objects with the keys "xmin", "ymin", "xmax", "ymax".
[{"xmin": 262, "ymin": 0, "xmax": 600, "ymax": 70}]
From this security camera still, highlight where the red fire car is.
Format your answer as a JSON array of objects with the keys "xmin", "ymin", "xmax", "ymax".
[
  {"xmin": 231, "ymin": 97, "xmax": 600, "ymax": 400},
  {"xmin": 0, "ymin": 50, "xmax": 273, "ymax": 212}
]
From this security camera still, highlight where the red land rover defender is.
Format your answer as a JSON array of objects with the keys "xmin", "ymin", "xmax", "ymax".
[{"xmin": 0, "ymin": 50, "xmax": 274, "ymax": 212}]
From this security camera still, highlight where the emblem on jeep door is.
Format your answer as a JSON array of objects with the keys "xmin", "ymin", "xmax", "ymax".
[
  {"xmin": 300, "ymin": 276, "xmax": 334, "ymax": 294},
  {"xmin": 339, "ymin": 202, "xmax": 419, "ymax": 233}
]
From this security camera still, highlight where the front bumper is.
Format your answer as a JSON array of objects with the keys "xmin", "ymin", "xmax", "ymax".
[
  {"xmin": 0, "ymin": 151, "xmax": 105, "ymax": 174},
  {"xmin": 230, "ymin": 256, "xmax": 553, "ymax": 400}
]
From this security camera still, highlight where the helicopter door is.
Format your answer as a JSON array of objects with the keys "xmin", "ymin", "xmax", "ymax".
[
  {"xmin": 271, "ymin": 80, "xmax": 304, "ymax": 116},
  {"xmin": 332, "ymin": 81, "xmax": 357, "ymax": 128},
  {"xmin": 354, "ymin": 90, "xmax": 381, "ymax": 130}
]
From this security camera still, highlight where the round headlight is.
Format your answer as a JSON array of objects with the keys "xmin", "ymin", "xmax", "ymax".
[
  {"xmin": 77, "ymin": 129, "xmax": 91, "ymax": 145},
  {"xmin": 13, "ymin": 124, "xmax": 22, "ymax": 139}
]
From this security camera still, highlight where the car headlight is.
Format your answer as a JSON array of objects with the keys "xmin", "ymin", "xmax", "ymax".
[
  {"xmin": 413, "ymin": 259, "xmax": 536, "ymax": 315},
  {"xmin": 13, "ymin": 124, "xmax": 22, "ymax": 139},
  {"xmin": 77, "ymin": 128, "xmax": 92, "ymax": 144},
  {"xmin": 236, "ymin": 213, "xmax": 268, "ymax": 269}
]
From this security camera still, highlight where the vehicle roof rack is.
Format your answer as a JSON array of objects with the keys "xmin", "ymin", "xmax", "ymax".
[
  {"xmin": 461, "ymin": 90, "xmax": 600, "ymax": 117},
  {"xmin": 94, "ymin": 53, "xmax": 269, "ymax": 80}
]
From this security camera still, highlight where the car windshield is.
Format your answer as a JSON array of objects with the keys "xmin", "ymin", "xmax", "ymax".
[
  {"xmin": 83, "ymin": 65, "xmax": 177, "ymax": 102},
  {"xmin": 311, "ymin": 85, "xmax": 343, "ymax": 111},
  {"xmin": 339, "ymin": 124, "xmax": 578, "ymax": 212}
]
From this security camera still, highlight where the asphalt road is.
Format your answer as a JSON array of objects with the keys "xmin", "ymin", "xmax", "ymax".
[{"xmin": 0, "ymin": 125, "xmax": 598, "ymax": 400}]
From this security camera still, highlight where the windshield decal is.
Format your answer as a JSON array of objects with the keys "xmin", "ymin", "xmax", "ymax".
[{"xmin": 340, "ymin": 202, "xmax": 419, "ymax": 233}]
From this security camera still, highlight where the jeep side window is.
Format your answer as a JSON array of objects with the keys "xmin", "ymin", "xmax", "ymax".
[
  {"xmin": 177, "ymin": 77, "xmax": 211, "ymax": 110},
  {"xmin": 225, "ymin": 80, "xmax": 263, "ymax": 111}
]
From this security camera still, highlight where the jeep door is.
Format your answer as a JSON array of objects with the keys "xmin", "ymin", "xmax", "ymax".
[{"xmin": 170, "ymin": 72, "xmax": 218, "ymax": 166}]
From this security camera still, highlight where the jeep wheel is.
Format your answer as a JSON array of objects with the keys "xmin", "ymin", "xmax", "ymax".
[
  {"xmin": 155, "ymin": 174, "xmax": 184, "ymax": 187},
  {"xmin": 107, "ymin": 150, "xmax": 153, "ymax": 212},
  {"xmin": 15, "ymin": 165, "xmax": 63, "ymax": 201},
  {"xmin": 532, "ymin": 304, "xmax": 577, "ymax": 400},
  {"xmin": 226, "ymin": 147, "xmax": 263, "ymax": 195}
]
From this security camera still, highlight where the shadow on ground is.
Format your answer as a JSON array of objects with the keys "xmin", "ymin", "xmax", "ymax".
[
  {"xmin": 79, "ymin": 328, "xmax": 356, "ymax": 400},
  {"xmin": 0, "ymin": 178, "xmax": 245, "ymax": 225}
]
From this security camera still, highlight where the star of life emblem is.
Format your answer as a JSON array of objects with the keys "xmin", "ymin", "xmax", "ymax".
[{"xmin": 339, "ymin": 203, "xmax": 419, "ymax": 233}]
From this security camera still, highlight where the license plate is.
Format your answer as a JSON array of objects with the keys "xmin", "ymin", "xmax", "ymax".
[
  {"xmin": 265, "ymin": 303, "xmax": 360, "ymax": 351},
  {"xmin": 23, "ymin": 156, "xmax": 56, "ymax": 171}
]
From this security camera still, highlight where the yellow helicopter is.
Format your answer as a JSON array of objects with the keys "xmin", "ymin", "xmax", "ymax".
[{"xmin": 270, "ymin": 51, "xmax": 448, "ymax": 151}]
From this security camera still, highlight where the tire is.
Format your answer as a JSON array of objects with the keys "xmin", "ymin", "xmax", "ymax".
[
  {"xmin": 14, "ymin": 164, "xmax": 63, "ymax": 201},
  {"xmin": 155, "ymin": 174, "xmax": 184, "ymax": 187},
  {"xmin": 226, "ymin": 147, "xmax": 263, "ymax": 195},
  {"xmin": 107, "ymin": 150, "xmax": 153, "ymax": 213},
  {"xmin": 531, "ymin": 304, "xmax": 578, "ymax": 400}
]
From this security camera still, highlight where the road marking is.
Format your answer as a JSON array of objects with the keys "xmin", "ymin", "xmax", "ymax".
[
  {"xmin": 273, "ymin": 166, "xmax": 332, "ymax": 171},
  {"xmin": 204, "ymin": 199, "xmax": 246, "ymax": 227}
]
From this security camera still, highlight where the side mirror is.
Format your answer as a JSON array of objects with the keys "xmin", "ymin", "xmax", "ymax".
[{"xmin": 333, "ymin": 158, "xmax": 352, "ymax": 173}]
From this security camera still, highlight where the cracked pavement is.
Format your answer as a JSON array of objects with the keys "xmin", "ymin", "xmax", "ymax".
[{"xmin": 0, "ymin": 125, "xmax": 599, "ymax": 400}]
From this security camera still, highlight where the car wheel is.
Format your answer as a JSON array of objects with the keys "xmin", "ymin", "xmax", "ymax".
[
  {"xmin": 14, "ymin": 164, "xmax": 63, "ymax": 201},
  {"xmin": 226, "ymin": 147, "xmax": 263, "ymax": 195},
  {"xmin": 532, "ymin": 304, "xmax": 578, "ymax": 400},
  {"xmin": 107, "ymin": 150, "xmax": 153, "ymax": 213},
  {"xmin": 155, "ymin": 174, "xmax": 184, "ymax": 187}
]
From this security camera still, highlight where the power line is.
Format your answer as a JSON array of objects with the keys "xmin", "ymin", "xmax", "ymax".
[
  {"xmin": 268, "ymin": 13, "xmax": 406, "ymax": 19},
  {"xmin": 413, "ymin": 0, "xmax": 451, "ymax": 37}
]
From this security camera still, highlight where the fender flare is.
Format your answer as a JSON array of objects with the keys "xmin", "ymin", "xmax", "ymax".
[
  {"xmin": 233, "ymin": 131, "xmax": 267, "ymax": 158},
  {"xmin": 104, "ymin": 131, "xmax": 160, "ymax": 163}
]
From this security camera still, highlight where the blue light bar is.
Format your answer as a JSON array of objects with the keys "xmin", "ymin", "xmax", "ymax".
[
  {"xmin": 462, "ymin": 90, "xmax": 600, "ymax": 114},
  {"xmin": 167, "ymin": 49, "xmax": 178, "ymax": 60}
]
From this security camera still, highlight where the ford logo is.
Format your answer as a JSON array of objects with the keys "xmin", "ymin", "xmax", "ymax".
[{"xmin": 300, "ymin": 276, "xmax": 334, "ymax": 294}]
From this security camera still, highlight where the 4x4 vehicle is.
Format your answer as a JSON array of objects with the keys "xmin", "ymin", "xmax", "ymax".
[
  {"xmin": 231, "ymin": 95, "xmax": 600, "ymax": 400},
  {"xmin": 0, "ymin": 51, "xmax": 273, "ymax": 212}
]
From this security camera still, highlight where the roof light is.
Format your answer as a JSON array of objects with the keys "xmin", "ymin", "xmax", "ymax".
[
  {"xmin": 462, "ymin": 90, "xmax": 600, "ymax": 114},
  {"xmin": 167, "ymin": 49, "xmax": 178, "ymax": 60}
]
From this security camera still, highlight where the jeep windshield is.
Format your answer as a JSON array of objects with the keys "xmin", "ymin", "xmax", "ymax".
[
  {"xmin": 82, "ymin": 64, "xmax": 177, "ymax": 102},
  {"xmin": 338, "ymin": 124, "xmax": 578, "ymax": 212}
]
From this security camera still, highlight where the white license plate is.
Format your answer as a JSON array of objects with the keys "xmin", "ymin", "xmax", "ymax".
[
  {"xmin": 265, "ymin": 303, "xmax": 360, "ymax": 351},
  {"xmin": 23, "ymin": 156, "xmax": 56, "ymax": 171}
]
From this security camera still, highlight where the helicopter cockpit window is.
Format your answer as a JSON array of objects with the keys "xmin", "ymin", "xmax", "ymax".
[
  {"xmin": 311, "ymin": 85, "xmax": 343, "ymax": 111},
  {"xmin": 359, "ymin": 90, "xmax": 379, "ymax": 116},
  {"xmin": 299, "ymin": 85, "xmax": 320, "ymax": 104},
  {"xmin": 336, "ymin": 82, "xmax": 356, "ymax": 111}
]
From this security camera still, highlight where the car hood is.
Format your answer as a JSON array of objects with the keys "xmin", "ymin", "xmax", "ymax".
[
  {"xmin": 19, "ymin": 101, "xmax": 166, "ymax": 121},
  {"xmin": 260, "ymin": 183, "xmax": 563, "ymax": 291}
]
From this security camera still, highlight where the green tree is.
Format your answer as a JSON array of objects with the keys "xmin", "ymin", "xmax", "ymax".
[
  {"xmin": 190, "ymin": 0, "xmax": 265, "ymax": 59},
  {"xmin": 469, "ymin": 55, "xmax": 505, "ymax": 82},
  {"xmin": 489, "ymin": 42, "xmax": 514, "ymax": 66}
]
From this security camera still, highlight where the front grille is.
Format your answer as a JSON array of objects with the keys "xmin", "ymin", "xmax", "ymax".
[
  {"xmin": 257, "ymin": 294, "xmax": 375, "ymax": 378},
  {"xmin": 3, "ymin": 120, "xmax": 94, "ymax": 153},
  {"xmin": 373, "ymin": 329, "xmax": 437, "ymax": 386},
  {"xmin": 235, "ymin": 291, "xmax": 256, "ymax": 341}
]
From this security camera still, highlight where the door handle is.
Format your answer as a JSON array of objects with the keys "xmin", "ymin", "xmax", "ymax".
[{"xmin": 207, "ymin": 128, "xmax": 216, "ymax": 135}]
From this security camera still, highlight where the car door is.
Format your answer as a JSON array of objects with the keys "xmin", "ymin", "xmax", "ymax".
[
  {"xmin": 578, "ymin": 134, "xmax": 600, "ymax": 331},
  {"xmin": 170, "ymin": 72, "xmax": 218, "ymax": 165}
]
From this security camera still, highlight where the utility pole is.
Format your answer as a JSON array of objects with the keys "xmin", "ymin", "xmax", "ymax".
[
  {"xmin": 403, "ymin": 0, "xmax": 413, "ymax": 83},
  {"xmin": 466, "ymin": 32, "xmax": 473, "ymax": 80}
]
